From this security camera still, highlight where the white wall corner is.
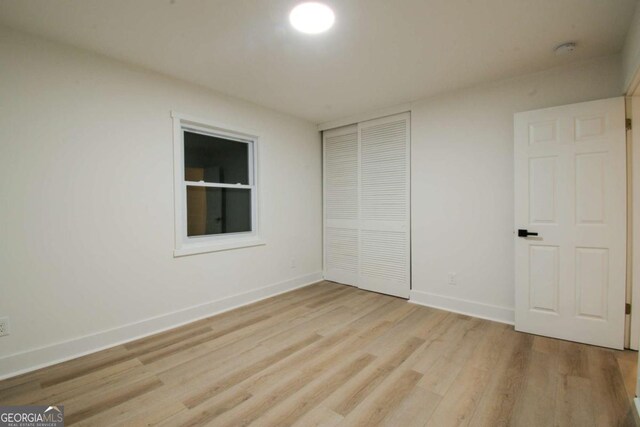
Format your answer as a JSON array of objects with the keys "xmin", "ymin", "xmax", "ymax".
[
  {"xmin": 622, "ymin": 2, "xmax": 640, "ymax": 93},
  {"xmin": 0, "ymin": 272, "xmax": 323, "ymax": 381},
  {"xmin": 409, "ymin": 290, "xmax": 515, "ymax": 325}
]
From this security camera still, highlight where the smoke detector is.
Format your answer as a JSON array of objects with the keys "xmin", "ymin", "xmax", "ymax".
[{"xmin": 554, "ymin": 42, "xmax": 576, "ymax": 56}]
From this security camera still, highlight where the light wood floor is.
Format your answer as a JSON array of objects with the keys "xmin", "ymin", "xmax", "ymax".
[{"xmin": 0, "ymin": 281, "xmax": 637, "ymax": 426}]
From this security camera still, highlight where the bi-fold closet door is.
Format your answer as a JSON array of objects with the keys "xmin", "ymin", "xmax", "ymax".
[{"xmin": 323, "ymin": 112, "xmax": 410, "ymax": 298}]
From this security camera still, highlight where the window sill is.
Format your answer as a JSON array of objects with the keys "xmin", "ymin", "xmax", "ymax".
[{"xmin": 174, "ymin": 238, "xmax": 266, "ymax": 257}]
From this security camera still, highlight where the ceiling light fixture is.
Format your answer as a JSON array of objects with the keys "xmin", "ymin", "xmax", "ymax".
[{"xmin": 289, "ymin": 2, "xmax": 335, "ymax": 34}]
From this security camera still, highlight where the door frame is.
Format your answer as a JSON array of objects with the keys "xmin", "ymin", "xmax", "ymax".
[{"xmin": 629, "ymin": 95, "xmax": 640, "ymax": 350}]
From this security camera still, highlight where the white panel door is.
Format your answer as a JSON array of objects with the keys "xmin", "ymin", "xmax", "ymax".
[
  {"xmin": 323, "ymin": 125, "xmax": 359, "ymax": 286},
  {"xmin": 358, "ymin": 113, "xmax": 411, "ymax": 298},
  {"xmin": 514, "ymin": 97, "xmax": 626, "ymax": 349}
]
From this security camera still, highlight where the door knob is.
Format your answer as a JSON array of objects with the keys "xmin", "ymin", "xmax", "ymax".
[{"xmin": 518, "ymin": 229, "xmax": 539, "ymax": 237}]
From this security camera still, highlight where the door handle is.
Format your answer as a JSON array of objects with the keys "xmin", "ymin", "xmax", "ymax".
[{"xmin": 518, "ymin": 229, "xmax": 539, "ymax": 237}]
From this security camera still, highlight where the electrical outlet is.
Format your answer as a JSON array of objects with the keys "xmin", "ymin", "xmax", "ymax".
[
  {"xmin": 290, "ymin": 259, "xmax": 297, "ymax": 269},
  {"xmin": 0, "ymin": 317, "xmax": 9, "ymax": 337},
  {"xmin": 448, "ymin": 273, "xmax": 457, "ymax": 285}
]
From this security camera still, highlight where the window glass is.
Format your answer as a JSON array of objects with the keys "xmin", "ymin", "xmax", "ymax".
[
  {"xmin": 186, "ymin": 186, "xmax": 252, "ymax": 236},
  {"xmin": 184, "ymin": 131, "xmax": 249, "ymax": 185}
]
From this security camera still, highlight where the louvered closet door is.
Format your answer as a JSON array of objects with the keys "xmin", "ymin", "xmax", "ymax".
[
  {"xmin": 323, "ymin": 125, "xmax": 359, "ymax": 286},
  {"xmin": 358, "ymin": 113, "xmax": 410, "ymax": 298}
]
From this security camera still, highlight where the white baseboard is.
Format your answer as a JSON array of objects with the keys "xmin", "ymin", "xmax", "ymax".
[
  {"xmin": 410, "ymin": 290, "xmax": 515, "ymax": 325},
  {"xmin": 0, "ymin": 272, "xmax": 323, "ymax": 381}
]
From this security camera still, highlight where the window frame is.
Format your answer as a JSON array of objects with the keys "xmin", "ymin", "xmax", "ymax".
[{"xmin": 172, "ymin": 112, "xmax": 264, "ymax": 257}]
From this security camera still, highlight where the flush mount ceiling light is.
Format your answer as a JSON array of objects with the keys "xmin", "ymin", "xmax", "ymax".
[{"xmin": 289, "ymin": 2, "xmax": 335, "ymax": 34}]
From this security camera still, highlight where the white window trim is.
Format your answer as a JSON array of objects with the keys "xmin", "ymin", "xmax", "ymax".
[{"xmin": 172, "ymin": 112, "xmax": 264, "ymax": 257}]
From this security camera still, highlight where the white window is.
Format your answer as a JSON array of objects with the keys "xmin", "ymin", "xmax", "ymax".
[{"xmin": 172, "ymin": 112, "xmax": 263, "ymax": 256}]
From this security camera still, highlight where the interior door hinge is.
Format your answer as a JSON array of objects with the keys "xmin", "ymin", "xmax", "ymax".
[
  {"xmin": 626, "ymin": 118, "xmax": 632, "ymax": 131},
  {"xmin": 626, "ymin": 303, "xmax": 631, "ymax": 315}
]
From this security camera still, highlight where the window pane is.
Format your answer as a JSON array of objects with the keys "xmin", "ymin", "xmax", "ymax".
[
  {"xmin": 184, "ymin": 131, "xmax": 249, "ymax": 185},
  {"xmin": 186, "ymin": 186, "xmax": 252, "ymax": 236}
]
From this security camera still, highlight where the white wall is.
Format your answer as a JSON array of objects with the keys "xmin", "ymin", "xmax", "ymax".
[
  {"xmin": 622, "ymin": 1, "xmax": 640, "ymax": 92},
  {"xmin": 410, "ymin": 55, "xmax": 624, "ymax": 323},
  {"xmin": 0, "ymin": 27, "xmax": 322, "ymax": 378}
]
